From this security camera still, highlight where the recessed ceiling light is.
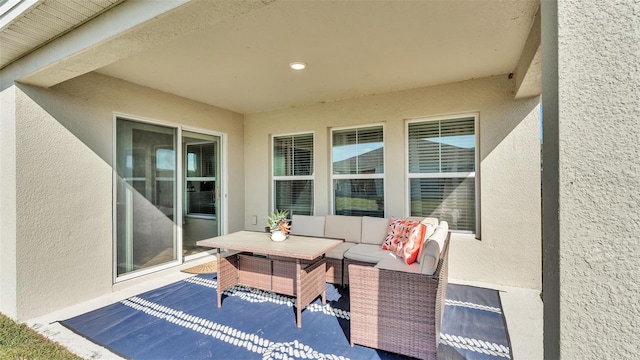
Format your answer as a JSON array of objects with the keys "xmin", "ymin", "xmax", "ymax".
[{"xmin": 289, "ymin": 62, "xmax": 307, "ymax": 70}]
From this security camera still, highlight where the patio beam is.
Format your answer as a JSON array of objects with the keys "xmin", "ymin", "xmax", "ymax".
[{"xmin": 514, "ymin": 5, "xmax": 541, "ymax": 99}]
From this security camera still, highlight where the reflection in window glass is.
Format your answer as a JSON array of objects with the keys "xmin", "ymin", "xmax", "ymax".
[{"xmin": 334, "ymin": 179, "xmax": 384, "ymax": 217}]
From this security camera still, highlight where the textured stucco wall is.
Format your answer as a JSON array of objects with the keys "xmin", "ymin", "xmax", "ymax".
[
  {"xmin": 545, "ymin": 1, "xmax": 639, "ymax": 358},
  {"xmin": 11, "ymin": 72, "xmax": 244, "ymax": 320},
  {"xmin": 245, "ymin": 75, "xmax": 542, "ymax": 289},
  {"xmin": 0, "ymin": 86, "xmax": 18, "ymax": 319}
]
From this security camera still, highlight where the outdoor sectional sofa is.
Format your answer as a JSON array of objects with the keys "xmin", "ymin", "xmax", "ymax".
[{"xmin": 290, "ymin": 214, "xmax": 451, "ymax": 359}]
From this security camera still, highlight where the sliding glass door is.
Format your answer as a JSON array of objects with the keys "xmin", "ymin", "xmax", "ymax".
[
  {"xmin": 182, "ymin": 131, "xmax": 221, "ymax": 257},
  {"xmin": 115, "ymin": 119, "xmax": 178, "ymax": 276}
]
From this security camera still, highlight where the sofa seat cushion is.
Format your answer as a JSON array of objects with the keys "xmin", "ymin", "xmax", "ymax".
[
  {"xmin": 344, "ymin": 244, "xmax": 390, "ymax": 264},
  {"xmin": 325, "ymin": 242, "xmax": 357, "ymax": 260},
  {"xmin": 324, "ymin": 215, "xmax": 362, "ymax": 243},
  {"xmin": 375, "ymin": 257, "xmax": 421, "ymax": 273}
]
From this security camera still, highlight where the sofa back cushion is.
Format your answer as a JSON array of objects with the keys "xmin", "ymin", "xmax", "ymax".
[
  {"xmin": 430, "ymin": 221, "xmax": 448, "ymax": 250},
  {"xmin": 417, "ymin": 221, "xmax": 449, "ymax": 273},
  {"xmin": 361, "ymin": 216, "xmax": 390, "ymax": 245},
  {"xmin": 290, "ymin": 215, "xmax": 326, "ymax": 237},
  {"xmin": 420, "ymin": 217, "xmax": 439, "ymax": 227},
  {"xmin": 324, "ymin": 215, "xmax": 362, "ymax": 243},
  {"xmin": 419, "ymin": 239, "xmax": 441, "ymax": 275},
  {"xmin": 415, "ymin": 223, "xmax": 436, "ymax": 262}
]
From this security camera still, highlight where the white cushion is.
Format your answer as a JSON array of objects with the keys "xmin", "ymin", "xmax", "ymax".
[
  {"xmin": 437, "ymin": 221, "xmax": 449, "ymax": 233},
  {"xmin": 361, "ymin": 216, "xmax": 390, "ymax": 245},
  {"xmin": 290, "ymin": 215, "xmax": 325, "ymax": 237},
  {"xmin": 419, "ymin": 239, "xmax": 441, "ymax": 275},
  {"xmin": 344, "ymin": 244, "xmax": 388, "ymax": 263},
  {"xmin": 429, "ymin": 226, "xmax": 448, "ymax": 251},
  {"xmin": 324, "ymin": 215, "xmax": 362, "ymax": 243},
  {"xmin": 325, "ymin": 242, "xmax": 357, "ymax": 259},
  {"xmin": 421, "ymin": 217, "xmax": 439, "ymax": 227},
  {"xmin": 416, "ymin": 223, "xmax": 436, "ymax": 263},
  {"xmin": 375, "ymin": 257, "xmax": 421, "ymax": 273}
]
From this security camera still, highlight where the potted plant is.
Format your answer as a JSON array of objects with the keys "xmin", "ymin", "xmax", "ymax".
[{"xmin": 266, "ymin": 209, "xmax": 290, "ymax": 241}]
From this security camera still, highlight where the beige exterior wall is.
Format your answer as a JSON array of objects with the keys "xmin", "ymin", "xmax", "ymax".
[
  {"xmin": 0, "ymin": 86, "xmax": 18, "ymax": 319},
  {"xmin": 7, "ymin": 72, "xmax": 244, "ymax": 320},
  {"xmin": 245, "ymin": 75, "xmax": 541, "ymax": 289},
  {"xmin": 543, "ymin": 1, "xmax": 639, "ymax": 358}
]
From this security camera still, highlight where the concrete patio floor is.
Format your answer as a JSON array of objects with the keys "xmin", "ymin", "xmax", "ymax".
[{"xmin": 27, "ymin": 255, "xmax": 543, "ymax": 360}]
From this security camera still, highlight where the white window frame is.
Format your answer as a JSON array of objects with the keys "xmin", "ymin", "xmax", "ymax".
[
  {"xmin": 405, "ymin": 113, "xmax": 480, "ymax": 236},
  {"xmin": 271, "ymin": 131, "xmax": 315, "ymax": 216},
  {"xmin": 330, "ymin": 123, "xmax": 386, "ymax": 217}
]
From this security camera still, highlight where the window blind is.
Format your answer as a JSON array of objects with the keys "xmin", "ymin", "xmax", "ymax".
[
  {"xmin": 408, "ymin": 117, "xmax": 475, "ymax": 174},
  {"xmin": 332, "ymin": 125, "xmax": 383, "ymax": 175},
  {"xmin": 274, "ymin": 134, "xmax": 313, "ymax": 177},
  {"xmin": 409, "ymin": 177, "xmax": 475, "ymax": 232}
]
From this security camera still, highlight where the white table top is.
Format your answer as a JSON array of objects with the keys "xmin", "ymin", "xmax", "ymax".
[{"xmin": 196, "ymin": 230, "xmax": 344, "ymax": 260}]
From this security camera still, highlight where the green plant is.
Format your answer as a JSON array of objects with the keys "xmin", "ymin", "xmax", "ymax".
[{"xmin": 266, "ymin": 209, "xmax": 289, "ymax": 232}]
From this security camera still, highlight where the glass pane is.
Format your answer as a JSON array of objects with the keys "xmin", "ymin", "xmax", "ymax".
[
  {"xmin": 275, "ymin": 180, "xmax": 313, "ymax": 216},
  {"xmin": 273, "ymin": 137, "xmax": 292, "ymax": 177},
  {"xmin": 183, "ymin": 131, "xmax": 221, "ymax": 257},
  {"xmin": 408, "ymin": 117, "xmax": 475, "ymax": 173},
  {"xmin": 116, "ymin": 119, "xmax": 177, "ymax": 276},
  {"xmin": 333, "ymin": 126, "xmax": 383, "ymax": 175},
  {"xmin": 273, "ymin": 134, "xmax": 313, "ymax": 176},
  {"xmin": 186, "ymin": 181, "xmax": 215, "ymax": 215},
  {"xmin": 186, "ymin": 143, "xmax": 216, "ymax": 178},
  {"xmin": 293, "ymin": 134, "xmax": 313, "ymax": 176},
  {"xmin": 334, "ymin": 178, "xmax": 384, "ymax": 217},
  {"xmin": 409, "ymin": 177, "xmax": 475, "ymax": 232}
]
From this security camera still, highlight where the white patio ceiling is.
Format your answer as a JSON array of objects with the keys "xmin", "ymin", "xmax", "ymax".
[{"xmin": 2, "ymin": 0, "xmax": 541, "ymax": 114}]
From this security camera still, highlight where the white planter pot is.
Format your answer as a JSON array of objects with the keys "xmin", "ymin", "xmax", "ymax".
[{"xmin": 270, "ymin": 230, "xmax": 287, "ymax": 242}]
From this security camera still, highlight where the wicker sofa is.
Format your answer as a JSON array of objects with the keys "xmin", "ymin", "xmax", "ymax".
[
  {"xmin": 348, "ymin": 230, "xmax": 450, "ymax": 360},
  {"xmin": 290, "ymin": 214, "xmax": 395, "ymax": 285},
  {"xmin": 290, "ymin": 214, "xmax": 451, "ymax": 359}
]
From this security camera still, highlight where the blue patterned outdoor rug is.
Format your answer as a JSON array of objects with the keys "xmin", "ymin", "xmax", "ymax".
[{"xmin": 61, "ymin": 274, "xmax": 511, "ymax": 359}]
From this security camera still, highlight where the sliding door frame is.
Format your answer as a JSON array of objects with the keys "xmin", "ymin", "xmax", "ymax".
[
  {"xmin": 182, "ymin": 125, "xmax": 228, "ymax": 261},
  {"xmin": 112, "ymin": 113, "xmax": 227, "ymax": 283}
]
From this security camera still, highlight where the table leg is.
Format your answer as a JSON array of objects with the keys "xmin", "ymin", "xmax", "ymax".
[
  {"xmin": 322, "ymin": 287, "xmax": 327, "ymax": 305},
  {"xmin": 296, "ymin": 259, "xmax": 302, "ymax": 328},
  {"xmin": 216, "ymin": 249, "xmax": 222, "ymax": 308}
]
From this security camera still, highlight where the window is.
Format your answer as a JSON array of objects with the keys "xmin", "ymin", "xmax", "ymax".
[
  {"xmin": 185, "ymin": 142, "xmax": 217, "ymax": 217},
  {"xmin": 331, "ymin": 125, "xmax": 384, "ymax": 217},
  {"xmin": 407, "ymin": 115, "xmax": 477, "ymax": 233},
  {"xmin": 273, "ymin": 133, "xmax": 314, "ymax": 216}
]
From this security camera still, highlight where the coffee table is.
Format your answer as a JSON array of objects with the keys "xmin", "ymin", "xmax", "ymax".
[{"xmin": 196, "ymin": 230, "xmax": 343, "ymax": 328}]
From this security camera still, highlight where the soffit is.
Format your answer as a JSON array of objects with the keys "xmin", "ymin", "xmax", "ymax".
[
  {"xmin": 96, "ymin": 0, "xmax": 540, "ymax": 114},
  {"xmin": 2, "ymin": 1, "xmax": 540, "ymax": 114},
  {"xmin": 0, "ymin": 0, "xmax": 125, "ymax": 69}
]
